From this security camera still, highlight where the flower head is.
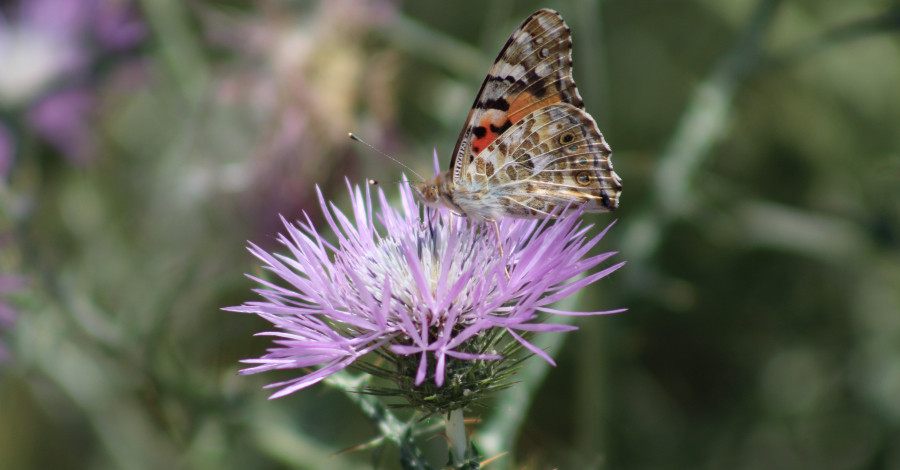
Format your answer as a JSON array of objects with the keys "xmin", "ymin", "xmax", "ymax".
[{"xmin": 228, "ymin": 166, "xmax": 624, "ymax": 412}]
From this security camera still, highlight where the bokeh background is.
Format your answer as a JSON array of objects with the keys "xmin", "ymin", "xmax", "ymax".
[{"xmin": 2, "ymin": 0, "xmax": 899, "ymax": 469}]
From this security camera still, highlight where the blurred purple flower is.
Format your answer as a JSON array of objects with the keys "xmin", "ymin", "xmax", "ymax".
[
  {"xmin": 227, "ymin": 167, "xmax": 625, "ymax": 402},
  {"xmin": 28, "ymin": 88, "xmax": 96, "ymax": 165},
  {"xmin": 92, "ymin": 0, "xmax": 147, "ymax": 50},
  {"xmin": 15, "ymin": 0, "xmax": 145, "ymax": 52},
  {"xmin": 0, "ymin": 0, "xmax": 145, "ymax": 165}
]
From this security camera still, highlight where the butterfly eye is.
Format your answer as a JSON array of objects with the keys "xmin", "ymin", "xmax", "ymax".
[
  {"xmin": 559, "ymin": 132, "xmax": 576, "ymax": 145},
  {"xmin": 576, "ymin": 171, "xmax": 592, "ymax": 186}
]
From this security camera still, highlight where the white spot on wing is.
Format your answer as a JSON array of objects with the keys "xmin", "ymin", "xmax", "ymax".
[{"xmin": 494, "ymin": 62, "xmax": 526, "ymax": 80}]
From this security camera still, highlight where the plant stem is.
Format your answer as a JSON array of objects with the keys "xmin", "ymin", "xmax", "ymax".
[{"xmin": 445, "ymin": 409, "xmax": 467, "ymax": 463}]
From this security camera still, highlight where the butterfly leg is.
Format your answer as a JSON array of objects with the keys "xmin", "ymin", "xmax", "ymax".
[{"xmin": 486, "ymin": 218, "xmax": 510, "ymax": 279}]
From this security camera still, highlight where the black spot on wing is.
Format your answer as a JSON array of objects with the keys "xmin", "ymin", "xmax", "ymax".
[
  {"xmin": 472, "ymin": 126, "xmax": 487, "ymax": 138},
  {"xmin": 482, "ymin": 97, "xmax": 510, "ymax": 111},
  {"xmin": 523, "ymin": 68, "xmax": 549, "ymax": 98},
  {"xmin": 600, "ymin": 189, "xmax": 611, "ymax": 208},
  {"xmin": 489, "ymin": 120, "xmax": 512, "ymax": 135}
]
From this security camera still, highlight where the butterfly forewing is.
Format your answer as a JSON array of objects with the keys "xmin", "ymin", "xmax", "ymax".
[{"xmin": 450, "ymin": 9, "xmax": 584, "ymax": 183}]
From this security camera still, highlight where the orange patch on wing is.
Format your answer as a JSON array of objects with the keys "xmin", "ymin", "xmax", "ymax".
[
  {"xmin": 470, "ymin": 92, "xmax": 564, "ymax": 154},
  {"xmin": 508, "ymin": 92, "xmax": 562, "ymax": 123},
  {"xmin": 471, "ymin": 109, "xmax": 509, "ymax": 154}
]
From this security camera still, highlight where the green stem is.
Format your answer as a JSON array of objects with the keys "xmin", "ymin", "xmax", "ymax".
[
  {"xmin": 620, "ymin": 0, "xmax": 782, "ymax": 278},
  {"xmin": 445, "ymin": 409, "xmax": 467, "ymax": 463},
  {"xmin": 138, "ymin": 0, "xmax": 210, "ymax": 99},
  {"xmin": 474, "ymin": 281, "xmax": 584, "ymax": 464},
  {"xmin": 767, "ymin": 5, "xmax": 900, "ymax": 68},
  {"xmin": 326, "ymin": 370, "xmax": 407, "ymax": 445}
]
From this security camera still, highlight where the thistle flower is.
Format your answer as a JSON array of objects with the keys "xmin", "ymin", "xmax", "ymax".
[{"xmin": 228, "ymin": 170, "xmax": 624, "ymax": 412}]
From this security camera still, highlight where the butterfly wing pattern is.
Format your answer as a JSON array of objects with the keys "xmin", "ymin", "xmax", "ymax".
[{"xmin": 412, "ymin": 9, "xmax": 622, "ymax": 220}]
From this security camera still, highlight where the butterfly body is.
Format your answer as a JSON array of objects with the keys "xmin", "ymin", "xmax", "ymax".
[{"xmin": 412, "ymin": 9, "xmax": 622, "ymax": 220}]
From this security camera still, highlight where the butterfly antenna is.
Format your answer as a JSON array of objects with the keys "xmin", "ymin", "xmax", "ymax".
[{"xmin": 348, "ymin": 133, "xmax": 425, "ymax": 182}]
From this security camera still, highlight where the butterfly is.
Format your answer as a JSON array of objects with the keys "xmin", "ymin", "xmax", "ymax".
[{"xmin": 412, "ymin": 9, "xmax": 622, "ymax": 221}]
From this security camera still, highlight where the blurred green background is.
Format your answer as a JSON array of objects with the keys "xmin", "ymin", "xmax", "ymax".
[{"xmin": 2, "ymin": 0, "xmax": 899, "ymax": 469}]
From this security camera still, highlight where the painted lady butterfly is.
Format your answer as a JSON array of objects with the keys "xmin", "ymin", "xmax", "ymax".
[{"xmin": 412, "ymin": 9, "xmax": 622, "ymax": 220}]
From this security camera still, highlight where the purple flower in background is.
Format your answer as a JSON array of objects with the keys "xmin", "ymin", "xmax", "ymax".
[
  {"xmin": 228, "ymin": 168, "xmax": 625, "ymax": 410},
  {"xmin": 90, "ymin": 0, "xmax": 147, "ymax": 51},
  {"xmin": 0, "ymin": 0, "xmax": 145, "ymax": 165},
  {"xmin": 27, "ymin": 88, "xmax": 96, "ymax": 165}
]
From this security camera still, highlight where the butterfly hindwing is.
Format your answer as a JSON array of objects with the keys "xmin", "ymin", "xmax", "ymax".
[{"xmin": 461, "ymin": 103, "xmax": 620, "ymax": 217}]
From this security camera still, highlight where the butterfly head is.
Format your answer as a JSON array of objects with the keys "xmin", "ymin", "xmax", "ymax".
[{"xmin": 411, "ymin": 176, "xmax": 442, "ymax": 208}]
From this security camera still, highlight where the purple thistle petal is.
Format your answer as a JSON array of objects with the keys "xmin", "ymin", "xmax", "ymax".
[
  {"xmin": 414, "ymin": 350, "xmax": 428, "ymax": 386},
  {"xmin": 399, "ymin": 238, "xmax": 435, "ymax": 312},
  {"xmin": 390, "ymin": 344, "xmax": 425, "ymax": 355},
  {"xmin": 373, "ymin": 278, "xmax": 391, "ymax": 331},
  {"xmin": 507, "ymin": 329, "xmax": 557, "ymax": 367},
  {"xmin": 267, "ymin": 357, "xmax": 357, "ymax": 399},
  {"xmin": 505, "ymin": 322, "xmax": 579, "ymax": 333},
  {"xmin": 535, "ymin": 261, "xmax": 627, "ymax": 307},
  {"xmin": 431, "ymin": 149, "xmax": 442, "ymax": 175},
  {"xmin": 434, "ymin": 350, "xmax": 447, "ymax": 387},
  {"xmin": 444, "ymin": 320, "xmax": 494, "ymax": 350},
  {"xmin": 537, "ymin": 307, "xmax": 629, "ymax": 316}
]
